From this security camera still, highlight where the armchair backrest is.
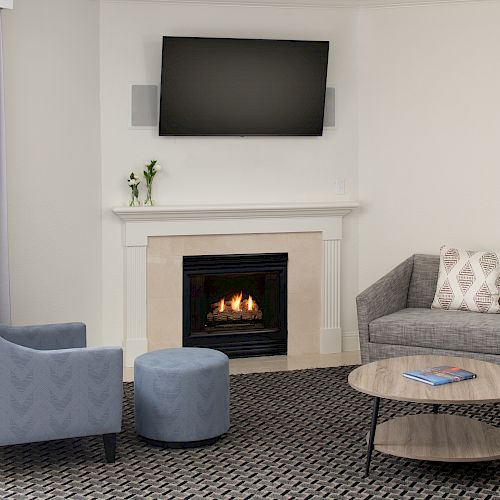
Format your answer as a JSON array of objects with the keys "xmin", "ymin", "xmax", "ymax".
[
  {"xmin": 0, "ymin": 322, "xmax": 86, "ymax": 350},
  {"xmin": 407, "ymin": 254, "xmax": 440, "ymax": 309}
]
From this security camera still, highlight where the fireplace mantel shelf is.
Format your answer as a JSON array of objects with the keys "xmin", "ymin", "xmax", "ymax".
[{"xmin": 112, "ymin": 201, "xmax": 359, "ymax": 222}]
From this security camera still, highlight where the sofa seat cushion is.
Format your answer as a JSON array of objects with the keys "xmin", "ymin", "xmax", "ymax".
[{"xmin": 369, "ymin": 308, "xmax": 500, "ymax": 355}]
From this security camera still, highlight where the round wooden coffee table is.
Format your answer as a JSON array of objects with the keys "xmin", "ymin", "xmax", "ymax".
[{"xmin": 348, "ymin": 355, "xmax": 500, "ymax": 476}]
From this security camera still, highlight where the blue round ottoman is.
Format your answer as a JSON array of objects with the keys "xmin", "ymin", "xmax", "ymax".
[{"xmin": 134, "ymin": 347, "xmax": 230, "ymax": 448}]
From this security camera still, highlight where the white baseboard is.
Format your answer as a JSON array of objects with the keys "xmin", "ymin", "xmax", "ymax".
[
  {"xmin": 125, "ymin": 338, "xmax": 148, "ymax": 367},
  {"xmin": 342, "ymin": 331, "xmax": 360, "ymax": 352},
  {"xmin": 320, "ymin": 327, "xmax": 342, "ymax": 354}
]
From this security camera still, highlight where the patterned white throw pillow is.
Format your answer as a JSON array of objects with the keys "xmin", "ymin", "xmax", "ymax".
[{"xmin": 431, "ymin": 245, "xmax": 500, "ymax": 314}]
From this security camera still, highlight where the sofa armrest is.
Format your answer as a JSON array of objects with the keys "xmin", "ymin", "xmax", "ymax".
[
  {"xmin": 356, "ymin": 255, "xmax": 414, "ymax": 363},
  {"xmin": 0, "ymin": 322, "xmax": 87, "ymax": 350},
  {"xmin": 0, "ymin": 337, "xmax": 123, "ymax": 446}
]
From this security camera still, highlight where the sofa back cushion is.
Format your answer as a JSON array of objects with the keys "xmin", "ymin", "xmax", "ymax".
[{"xmin": 407, "ymin": 254, "xmax": 440, "ymax": 308}]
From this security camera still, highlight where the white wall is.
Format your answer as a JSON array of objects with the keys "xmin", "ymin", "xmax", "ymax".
[
  {"xmin": 100, "ymin": 1, "xmax": 360, "ymax": 346},
  {"xmin": 7, "ymin": 0, "xmax": 500, "ymax": 351},
  {"xmin": 2, "ymin": 0, "xmax": 102, "ymax": 344},
  {"xmin": 358, "ymin": 1, "xmax": 500, "ymax": 289}
]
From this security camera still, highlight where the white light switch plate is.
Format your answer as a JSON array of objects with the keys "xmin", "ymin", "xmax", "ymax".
[{"xmin": 334, "ymin": 179, "xmax": 346, "ymax": 195}]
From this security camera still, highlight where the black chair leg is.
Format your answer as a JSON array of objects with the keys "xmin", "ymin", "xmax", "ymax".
[{"xmin": 103, "ymin": 433, "xmax": 117, "ymax": 463}]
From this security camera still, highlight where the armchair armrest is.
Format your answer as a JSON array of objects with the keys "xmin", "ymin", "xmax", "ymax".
[
  {"xmin": 356, "ymin": 255, "xmax": 414, "ymax": 363},
  {"xmin": 0, "ymin": 322, "xmax": 86, "ymax": 350},
  {"xmin": 0, "ymin": 337, "xmax": 123, "ymax": 446}
]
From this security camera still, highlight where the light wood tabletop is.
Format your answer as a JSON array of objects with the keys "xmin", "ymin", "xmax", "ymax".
[{"xmin": 348, "ymin": 355, "xmax": 500, "ymax": 404}]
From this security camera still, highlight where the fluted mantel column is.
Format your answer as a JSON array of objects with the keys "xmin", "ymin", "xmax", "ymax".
[{"xmin": 322, "ymin": 239, "xmax": 342, "ymax": 353}]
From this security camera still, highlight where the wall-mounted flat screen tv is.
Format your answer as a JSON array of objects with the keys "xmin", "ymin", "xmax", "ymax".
[{"xmin": 159, "ymin": 37, "xmax": 329, "ymax": 136}]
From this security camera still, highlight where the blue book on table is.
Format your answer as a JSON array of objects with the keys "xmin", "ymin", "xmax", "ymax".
[{"xmin": 403, "ymin": 365, "xmax": 476, "ymax": 386}]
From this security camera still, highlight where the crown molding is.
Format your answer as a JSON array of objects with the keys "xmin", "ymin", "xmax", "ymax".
[
  {"xmin": 102, "ymin": 0, "xmax": 357, "ymax": 6},
  {"xmin": 102, "ymin": 0, "xmax": 497, "ymax": 8},
  {"xmin": 359, "ymin": 0, "xmax": 496, "ymax": 7}
]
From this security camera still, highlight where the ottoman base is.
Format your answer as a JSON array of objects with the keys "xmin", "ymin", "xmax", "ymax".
[{"xmin": 141, "ymin": 435, "xmax": 222, "ymax": 449}]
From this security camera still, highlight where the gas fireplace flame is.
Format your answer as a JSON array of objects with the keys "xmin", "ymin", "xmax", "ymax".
[
  {"xmin": 231, "ymin": 291, "xmax": 243, "ymax": 312},
  {"xmin": 208, "ymin": 291, "xmax": 262, "ymax": 324}
]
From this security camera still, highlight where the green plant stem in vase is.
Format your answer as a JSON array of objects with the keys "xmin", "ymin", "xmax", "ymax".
[
  {"xmin": 130, "ymin": 189, "xmax": 140, "ymax": 207},
  {"xmin": 143, "ymin": 160, "xmax": 162, "ymax": 207},
  {"xmin": 127, "ymin": 172, "xmax": 141, "ymax": 207},
  {"xmin": 145, "ymin": 178, "xmax": 153, "ymax": 207}
]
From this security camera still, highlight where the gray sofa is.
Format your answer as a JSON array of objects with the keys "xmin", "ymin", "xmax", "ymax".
[
  {"xmin": 0, "ymin": 322, "xmax": 123, "ymax": 462},
  {"xmin": 357, "ymin": 254, "xmax": 500, "ymax": 365}
]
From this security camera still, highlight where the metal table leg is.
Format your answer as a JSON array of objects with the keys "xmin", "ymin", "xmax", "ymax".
[{"xmin": 365, "ymin": 396, "xmax": 380, "ymax": 477}]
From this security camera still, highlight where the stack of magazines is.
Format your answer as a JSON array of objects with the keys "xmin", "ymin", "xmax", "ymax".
[{"xmin": 403, "ymin": 366, "xmax": 476, "ymax": 386}]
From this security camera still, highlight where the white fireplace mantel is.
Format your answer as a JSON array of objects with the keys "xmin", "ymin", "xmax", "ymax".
[
  {"xmin": 113, "ymin": 201, "xmax": 359, "ymax": 366},
  {"xmin": 113, "ymin": 201, "xmax": 358, "ymax": 222}
]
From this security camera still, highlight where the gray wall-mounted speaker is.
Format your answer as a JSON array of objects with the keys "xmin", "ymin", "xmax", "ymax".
[
  {"xmin": 131, "ymin": 84, "xmax": 158, "ymax": 127},
  {"xmin": 324, "ymin": 87, "xmax": 335, "ymax": 128}
]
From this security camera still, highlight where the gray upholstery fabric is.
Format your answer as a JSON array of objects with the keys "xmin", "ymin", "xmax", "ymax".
[
  {"xmin": 368, "ymin": 342, "xmax": 500, "ymax": 365},
  {"xmin": 407, "ymin": 254, "xmax": 440, "ymax": 309},
  {"xmin": 370, "ymin": 308, "xmax": 500, "ymax": 355},
  {"xmin": 0, "ymin": 325, "xmax": 123, "ymax": 447},
  {"xmin": 357, "ymin": 254, "xmax": 500, "ymax": 365},
  {"xmin": 356, "ymin": 255, "xmax": 414, "ymax": 363},
  {"xmin": 0, "ymin": 322, "xmax": 86, "ymax": 350},
  {"xmin": 134, "ymin": 348, "xmax": 230, "ymax": 443}
]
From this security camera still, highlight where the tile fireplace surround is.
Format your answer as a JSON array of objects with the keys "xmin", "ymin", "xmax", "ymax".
[{"xmin": 113, "ymin": 202, "xmax": 359, "ymax": 366}]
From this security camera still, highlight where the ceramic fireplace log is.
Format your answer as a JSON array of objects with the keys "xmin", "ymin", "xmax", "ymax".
[{"xmin": 207, "ymin": 310, "xmax": 263, "ymax": 322}]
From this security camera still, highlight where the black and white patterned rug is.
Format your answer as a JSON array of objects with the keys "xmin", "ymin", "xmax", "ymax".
[{"xmin": 0, "ymin": 366, "xmax": 499, "ymax": 499}]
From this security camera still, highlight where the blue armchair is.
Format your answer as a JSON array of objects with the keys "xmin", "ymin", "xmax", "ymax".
[{"xmin": 0, "ymin": 322, "xmax": 123, "ymax": 462}]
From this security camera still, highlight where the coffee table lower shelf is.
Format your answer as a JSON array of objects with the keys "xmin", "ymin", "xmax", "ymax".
[{"xmin": 372, "ymin": 414, "xmax": 500, "ymax": 462}]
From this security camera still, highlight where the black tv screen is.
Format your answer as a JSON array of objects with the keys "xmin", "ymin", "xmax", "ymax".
[{"xmin": 159, "ymin": 37, "xmax": 329, "ymax": 136}]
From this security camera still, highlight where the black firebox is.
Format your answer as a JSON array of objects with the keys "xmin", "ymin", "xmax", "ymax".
[{"xmin": 183, "ymin": 253, "xmax": 288, "ymax": 358}]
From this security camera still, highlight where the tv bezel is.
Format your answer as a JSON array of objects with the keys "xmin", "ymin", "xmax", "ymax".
[{"xmin": 159, "ymin": 36, "xmax": 330, "ymax": 137}]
